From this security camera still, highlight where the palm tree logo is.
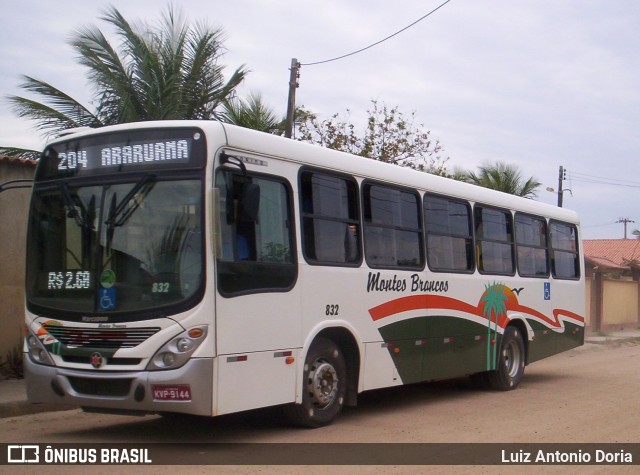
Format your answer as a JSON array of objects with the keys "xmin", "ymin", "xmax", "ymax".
[{"xmin": 480, "ymin": 282, "xmax": 509, "ymax": 370}]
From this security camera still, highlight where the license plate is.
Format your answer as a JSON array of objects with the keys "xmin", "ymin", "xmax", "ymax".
[{"xmin": 152, "ymin": 385, "xmax": 192, "ymax": 401}]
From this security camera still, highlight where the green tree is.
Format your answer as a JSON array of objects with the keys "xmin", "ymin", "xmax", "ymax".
[
  {"xmin": 1, "ymin": 5, "xmax": 247, "ymax": 159},
  {"xmin": 296, "ymin": 100, "xmax": 449, "ymax": 175},
  {"xmin": 465, "ymin": 161, "xmax": 541, "ymax": 198},
  {"xmin": 220, "ymin": 93, "xmax": 284, "ymax": 134}
]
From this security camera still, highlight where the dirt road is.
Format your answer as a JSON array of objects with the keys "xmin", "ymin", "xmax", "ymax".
[{"xmin": 3, "ymin": 341, "xmax": 639, "ymax": 473}]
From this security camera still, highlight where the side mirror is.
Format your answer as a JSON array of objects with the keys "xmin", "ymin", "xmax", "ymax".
[{"xmin": 240, "ymin": 183, "xmax": 260, "ymax": 222}]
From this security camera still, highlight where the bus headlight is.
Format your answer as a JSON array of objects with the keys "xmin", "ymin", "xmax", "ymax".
[
  {"xmin": 25, "ymin": 331, "xmax": 55, "ymax": 366},
  {"xmin": 176, "ymin": 338, "xmax": 193, "ymax": 352},
  {"xmin": 147, "ymin": 326, "xmax": 207, "ymax": 371}
]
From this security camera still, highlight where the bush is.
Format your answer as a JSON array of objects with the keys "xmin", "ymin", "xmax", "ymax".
[{"xmin": 0, "ymin": 345, "xmax": 24, "ymax": 379}]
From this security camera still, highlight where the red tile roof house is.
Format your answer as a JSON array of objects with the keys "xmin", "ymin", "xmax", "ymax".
[{"xmin": 583, "ymin": 239, "xmax": 640, "ymax": 331}]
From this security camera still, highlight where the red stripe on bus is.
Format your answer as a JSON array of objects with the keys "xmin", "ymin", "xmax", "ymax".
[
  {"xmin": 369, "ymin": 295, "xmax": 479, "ymax": 321},
  {"xmin": 369, "ymin": 295, "xmax": 584, "ymax": 331}
]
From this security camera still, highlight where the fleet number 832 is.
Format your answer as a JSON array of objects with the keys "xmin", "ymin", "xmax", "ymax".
[{"xmin": 325, "ymin": 304, "xmax": 339, "ymax": 316}]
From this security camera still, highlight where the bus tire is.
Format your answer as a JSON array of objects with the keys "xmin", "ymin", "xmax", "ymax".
[
  {"xmin": 487, "ymin": 326, "xmax": 526, "ymax": 390},
  {"xmin": 283, "ymin": 337, "xmax": 346, "ymax": 428}
]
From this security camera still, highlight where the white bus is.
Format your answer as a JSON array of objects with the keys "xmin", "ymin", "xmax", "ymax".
[{"xmin": 24, "ymin": 121, "xmax": 585, "ymax": 427}]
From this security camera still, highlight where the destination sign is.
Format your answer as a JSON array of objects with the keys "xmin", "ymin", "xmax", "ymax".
[{"xmin": 36, "ymin": 127, "xmax": 206, "ymax": 180}]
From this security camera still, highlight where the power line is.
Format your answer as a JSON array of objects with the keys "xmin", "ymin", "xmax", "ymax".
[
  {"xmin": 569, "ymin": 177, "xmax": 640, "ymax": 188},
  {"xmin": 568, "ymin": 171, "xmax": 640, "ymax": 188},
  {"xmin": 570, "ymin": 171, "xmax": 640, "ymax": 184},
  {"xmin": 285, "ymin": 1, "xmax": 453, "ymax": 137},
  {"xmin": 582, "ymin": 221, "xmax": 618, "ymax": 229},
  {"xmin": 300, "ymin": 0, "xmax": 454, "ymax": 66}
]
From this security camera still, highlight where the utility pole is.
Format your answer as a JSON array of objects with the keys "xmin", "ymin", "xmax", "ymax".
[
  {"xmin": 617, "ymin": 218, "xmax": 635, "ymax": 239},
  {"xmin": 284, "ymin": 58, "xmax": 301, "ymax": 138},
  {"xmin": 557, "ymin": 165, "xmax": 566, "ymax": 207}
]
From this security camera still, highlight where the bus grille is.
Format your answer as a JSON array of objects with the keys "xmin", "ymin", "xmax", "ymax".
[
  {"xmin": 44, "ymin": 325, "xmax": 160, "ymax": 349},
  {"xmin": 68, "ymin": 377, "xmax": 132, "ymax": 397}
]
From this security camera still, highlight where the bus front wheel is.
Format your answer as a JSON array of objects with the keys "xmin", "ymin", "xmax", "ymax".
[{"xmin": 283, "ymin": 337, "xmax": 346, "ymax": 428}]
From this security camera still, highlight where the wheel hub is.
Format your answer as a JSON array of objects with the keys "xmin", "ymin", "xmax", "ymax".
[
  {"xmin": 503, "ymin": 339, "xmax": 522, "ymax": 378},
  {"xmin": 307, "ymin": 360, "xmax": 338, "ymax": 408}
]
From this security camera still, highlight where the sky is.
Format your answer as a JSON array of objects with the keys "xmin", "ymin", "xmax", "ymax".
[{"xmin": 1, "ymin": 0, "xmax": 639, "ymax": 239}]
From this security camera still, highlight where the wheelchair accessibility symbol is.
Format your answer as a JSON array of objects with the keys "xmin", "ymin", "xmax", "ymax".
[
  {"xmin": 99, "ymin": 288, "xmax": 116, "ymax": 310},
  {"xmin": 544, "ymin": 282, "xmax": 551, "ymax": 301}
]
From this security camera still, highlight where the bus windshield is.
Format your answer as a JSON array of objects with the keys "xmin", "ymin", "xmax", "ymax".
[{"xmin": 26, "ymin": 178, "xmax": 204, "ymax": 319}]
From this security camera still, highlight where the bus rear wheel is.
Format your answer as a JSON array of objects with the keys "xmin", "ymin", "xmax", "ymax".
[
  {"xmin": 486, "ymin": 326, "xmax": 526, "ymax": 390},
  {"xmin": 283, "ymin": 337, "xmax": 346, "ymax": 428}
]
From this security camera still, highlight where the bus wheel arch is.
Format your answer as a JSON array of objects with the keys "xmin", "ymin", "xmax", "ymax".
[{"xmin": 284, "ymin": 328, "xmax": 360, "ymax": 428}]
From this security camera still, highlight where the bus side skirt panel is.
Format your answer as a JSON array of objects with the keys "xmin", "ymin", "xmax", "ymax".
[{"xmin": 215, "ymin": 349, "xmax": 300, "ymax": 416}]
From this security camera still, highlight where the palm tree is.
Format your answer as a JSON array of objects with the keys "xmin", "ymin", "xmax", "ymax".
[
  {"xmin": 1, "ymin": 6, "xmax": 247, "ymax": 159},
  {"xmin": 466, "ymin": 161, "xmax": 541, "ymax": 198},
  {"xmin": 220, "ymin": 93, "xmax": 284, "ymax": 134}
]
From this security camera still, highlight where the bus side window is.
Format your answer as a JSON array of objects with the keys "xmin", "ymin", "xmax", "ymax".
[
  {"xmin": 300, "ymin": 170, "xmax": 361, "ymax": 266},
  {"xmin": 362, "ymin": 183, "xmax": 423, "ymax": 270},
  {"xmin": 515, "ymin": 213, "xmax": 549, "ymax": 278},
  {"xmin": 215, "ymin": 170, "xmax": 297, "ymax": 295},
  {"xmin": 550, "ymin": 221, "xmax": 580, "ymax": 279},
  {"xmin": 424, "ymin": 194, "xmax": 474, "ymax": 273},
  {"xmin": 474, "ymin": 205, "xmax": 515, "ymax": 275}
]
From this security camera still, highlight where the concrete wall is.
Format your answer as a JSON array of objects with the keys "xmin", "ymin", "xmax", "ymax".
[
  {"xmin": 0, "ymin": 158, "xmax": 35, "ymax": 358},
  {"xmin": 584, "ymin": 278, "xmax": 592, "ymax": 328},
  {"xmin": 585, "ymin": 273, "xmax": 640, "ymax": 331},
  {"xmin": 603, "ymin": 280, "xmax": 639, "ymax": 326}
]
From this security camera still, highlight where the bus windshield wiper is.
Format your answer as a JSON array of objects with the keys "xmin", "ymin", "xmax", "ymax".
[
  {"xmin": 58, "ymin": 182, "xmax": 92, "ymax": 229},
  {"xmin": 104, "ymin": 174, "xmax": 156, "ymax": 228},
  {"xmin": 104, "ymin": 175, "xmax": 155, "ymax": 254}
]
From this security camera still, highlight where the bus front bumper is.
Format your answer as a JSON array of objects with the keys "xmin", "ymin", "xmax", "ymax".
[{"xmin": 24, "ymin": 356, "xmax": 214, "ymax": 416}]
